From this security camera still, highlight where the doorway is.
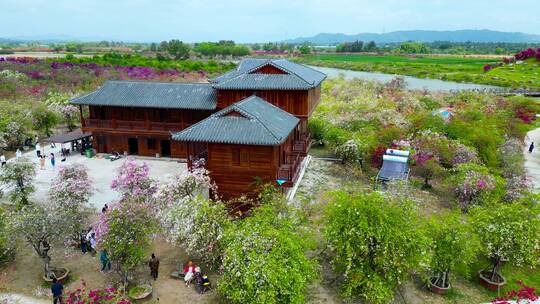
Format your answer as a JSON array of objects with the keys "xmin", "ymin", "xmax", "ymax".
[
  {"xmin": 128, "ymin": 138, "xmax": 139, "ymax": 155},
  {"xmin": 161, "ymin": 140, "xmax": 171, "ymax": 157}
]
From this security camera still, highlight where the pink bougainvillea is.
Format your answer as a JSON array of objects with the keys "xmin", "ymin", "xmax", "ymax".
[
  {"xmin": 65, "ymin": 281, "xmax": 131, "ymax": 304},
  {"xmin": 111, "ymin": 157, "xmax": 156, "ymax": 198}
]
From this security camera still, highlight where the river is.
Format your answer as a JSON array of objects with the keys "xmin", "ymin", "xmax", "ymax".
[{"xmin": 309, "ymin": 66, "xmax": 499, "ymax": 92}]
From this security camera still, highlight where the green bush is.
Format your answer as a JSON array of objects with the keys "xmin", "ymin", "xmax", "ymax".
[
  {"xmin": 470, "ymin": 203, "xmax": 540, "ymax": 281},
  {"xmin": 323, "ymin": 191, "xmax": 429, "ymax": 303},
  {"xmin": 426, "ymin": 211, "xmax": 479, "ymax": 289},
  {"xmin": 0, "ymin": 207, "xmax": 14, "ymax": 264},
  {"xmin": 218, "ymin": 203, "xmax": 317, "ymax": 304}
]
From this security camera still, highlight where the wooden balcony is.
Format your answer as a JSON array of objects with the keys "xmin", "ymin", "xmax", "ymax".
[
  {"xmin": 85, "ymin": 119, "xmax": 183, "ymax": 133},
  {"xmin": 277, "ymin": 153, "xmax": 301, "ymax": 187},
  {"xmin": 292, "ymin": 133, "xmax": 312, "ymax": 156}
]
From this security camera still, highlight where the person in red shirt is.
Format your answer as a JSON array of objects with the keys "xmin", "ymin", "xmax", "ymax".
[{"xmin": 183, "ymin": 261, "xmax": 196, "ymax": 286}]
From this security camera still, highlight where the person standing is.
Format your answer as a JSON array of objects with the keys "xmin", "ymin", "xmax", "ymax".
[
  {"xmin": 529, "ymin": 142, "xmax": 535, "ymax": 153},
  {"xmin": 40, "ymin": 155, "xmax": 46, "ymax": 170},
  {"xmin": 36, "ymin": 142, "xmax": 41, "ymax": 158},
  {"xmin": 149, "ymin": 253, "xmax": 160, "ymax": 280},
  {"xmin": 100, "ymin": 250, "xmax": 111, "ymax": 272},
  {"xmin": 0, "ymin": 154, "xmax": 6, "ymax": 167},
  {"xmin": 50, "ymin": 153, "xmax": 56, "ymax": 169},
  {"xmin": 51, "ymin": 278, "xmax": 63, "ymax": 304},
  {"xmin": 15, "ymin": 148, "xmax": 22, "ymax": 159}
]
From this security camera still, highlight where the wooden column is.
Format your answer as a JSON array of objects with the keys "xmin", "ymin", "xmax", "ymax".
[{"xmin": 79, "ymin": 105, "xmax": 86, "ymax": 128}]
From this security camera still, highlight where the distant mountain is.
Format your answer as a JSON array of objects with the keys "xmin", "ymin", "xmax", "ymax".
[{"xmin": 284, "ymin": 30, "xmax": 540, "ymax": 45}]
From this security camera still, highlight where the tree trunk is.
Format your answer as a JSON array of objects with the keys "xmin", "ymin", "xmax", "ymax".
[{"xmin": 490, "ymin": 259, "xmax": 501, "ymax": 282}]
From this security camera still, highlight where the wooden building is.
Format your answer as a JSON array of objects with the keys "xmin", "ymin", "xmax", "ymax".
[{"xmin": 72, "ymin": 58, "xmax": 326, "ymax": 199}]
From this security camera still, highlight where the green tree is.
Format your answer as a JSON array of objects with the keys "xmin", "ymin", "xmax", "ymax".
[
  {"xmin": 471, "ymin": 203, "xmax": 540, "ymax": 285},
  {"xmin": 218, "ymin": 202, "xmax": 316, "ymax": 303},
  {"xmin": 365, "ymin": 41, "xmax": 377, "ymax": 52},
  {"xmin": 31, "ymin": 105, "xmax": 59, "ymax": 136},
  {"xmin": 0, "ymin": 207, "xmax": 14, "ymax": 264},
  {"xmin": 0, "ymin": 157, "xmax": 36, "ymax": 208},
  {"xmin": 97, "ymin": 198, "xmax": 158, "ymax": 285},
  {"xmin": 298, "ymin": 43, "xmax": 312, "ymax": 54},
  {"xmin": 426, "ymin": 211, "xmax": 479, "ymax": 290},
  {"xmin": 324, "ymin": 191, "xmax": 429, "ymax": 303},
  {"xmin": 167, "ymin": 39, "xmax": 190, "ymax": 60}
]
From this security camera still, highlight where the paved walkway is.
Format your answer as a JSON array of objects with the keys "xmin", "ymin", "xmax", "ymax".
[
  {"xmin": 524, "ymin": 127, "xmax": 540, "ymax": 192},
  {"xmin": 1, "ymin": 143, "xmax": 187, "ymax": 209},
  {"xmin": 0, "ymin": 293, "xmax": 49, "ymax": 304}
]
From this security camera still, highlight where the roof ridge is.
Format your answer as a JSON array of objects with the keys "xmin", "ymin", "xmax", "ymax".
[
  {"xmin": 270, "ymin": 60, "xmax": 314, "ymax": 86},
  {"xmin": 274, "ymin": 58, "xmax": 327, "ymax": 78},
  {"xmin": 105, "ymin": 80, "xmax": 211, "ymax": 86},
  {"xmin": 235, "ymin": 96, "xmax": 284, "ymax": 142}
]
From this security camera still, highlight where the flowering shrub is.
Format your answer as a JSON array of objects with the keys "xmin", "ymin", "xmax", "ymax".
[
  {"xmin": 65, "ymin": 282, "xmax": 131, "ymax": 304},
  {"xmin": 219, "ymin": 203, "xmax": 316, "ymax": 304},
  {"xmin": 96, "ymin": 199, "xmax": 158, "ymax": 285},
  {"xmin": 0, "ymin": 157, "xmax": 36, "ymax": 207},
  {"xmin": 471, "ymin": 203, "xmax": 540, "ymax": 282},
  {"xmin": 324, "ymin": 191, "xmax": 429, "ymax": 303},
  {"xmin": 451, "ymin": 163, "xmax": 498, "ymax": 210},
  {"xmin": 492, "ymin": 281, "xmax": 538, "ymax": 304},
  {"xmin": 426, "ymin": 211, "xmax": 479, "ymax": 289},
  {"xmin": 452, "ymin": 143, "xmax": 479, "ymax": 166},
  {"xmin": 155, "ymin": 161, "xmax": 216, "ymax": 206},
  {"xmin": 334, "ymin": 139, "xmax": 363, "ymax": 165},
  {"xmin": 0, "ymin": 207, "xmax": 14, "ymax": 264},
  {"xmin": 11, "ymin": 203, "xmax": 67, "ymax": 278},
  {"xmin": 160, "ymin": 196, "xmax": 229, "ymax": 269},
  {"xmin": 514, "ymin": 48, "xmax": 538, "ymax": 61},
  {"xmin": 49, "ymin": 163, "xmax": 93, "ymax": 240},
  {"xmin": 111, "ymin": 158, "xmax": 156, "ymax": 199}
]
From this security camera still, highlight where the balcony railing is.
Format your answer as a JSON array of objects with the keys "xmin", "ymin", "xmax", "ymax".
[
  {"xmin": 277, "ymin": 153, "xmax": 301, "ymax": 185},
  {"xmin": 86, "ymin": 119, "xmax": 182, "ymax": 132},
  {"xmin": 293, "ymin": 133, "xmax": 312, "ymax": 155}
]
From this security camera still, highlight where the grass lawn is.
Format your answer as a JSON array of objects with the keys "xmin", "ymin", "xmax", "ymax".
[{"xmin": 294, "ymin": 55, "xmax": 540, "ymax": 89}]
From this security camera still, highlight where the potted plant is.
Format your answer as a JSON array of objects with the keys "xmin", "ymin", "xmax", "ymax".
[
  {"xmin": 471, "ymin": 203, "xmax": 539, "ymax": 291},
  {"xmin": 426, "ymin": 211, "xmax": 479, "ymax": 295},
  {"xmin": 128, "ymin": 284, "xmax": 153, "ymax": 300}
]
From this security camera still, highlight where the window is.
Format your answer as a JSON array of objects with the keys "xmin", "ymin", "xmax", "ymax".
[{"xmin": 147, "ymin": 138, "xmax": 156, "ymax": 150}]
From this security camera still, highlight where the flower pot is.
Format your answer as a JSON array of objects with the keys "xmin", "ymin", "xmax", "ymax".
[
  {"xmin": 128, "ymin": 284, "xmax": 152, "ymax": 300},
  {"xmin": 429, "ymin": 277, "xmax": 450, "ymax": 295},
  {"xmin": 42, "ymin": 267, "xmax": 70, "ymax": 283},
  {"xmin": 479, "ymin": 270, "xmax": 506, "ymax": 291}
]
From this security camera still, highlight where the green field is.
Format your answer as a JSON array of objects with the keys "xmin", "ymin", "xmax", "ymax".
[{"xmin": 295, "ymin": 54, "xmax": 540, "ymax": 89}]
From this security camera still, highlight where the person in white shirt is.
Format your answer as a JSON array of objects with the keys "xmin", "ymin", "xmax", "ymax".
[
  {"xmin": 35, "ymin": 143, "xmax": 42, "ymax": 158},
  {"xmin": 15, "ymin": 149, "xmax": 22, "ymax": 159},
  {"xmin": 0, "ymin": 154, "xmax": 6, "ymax": 167}
]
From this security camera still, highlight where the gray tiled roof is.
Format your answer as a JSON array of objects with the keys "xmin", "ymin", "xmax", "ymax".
[
  {"xmin": 210, "ymin": 58, "xmax": 326, "ymax": 90},
  {"xmin": 172, "ymin": 95, "xmax": 299, "ymax": 145},
  {"xmin": 71, "ymin": 81, "xmax": 217, "ymax": 110}
]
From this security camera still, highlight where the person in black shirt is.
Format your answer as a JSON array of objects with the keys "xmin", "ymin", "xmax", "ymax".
[{"xmin": 51, "ymin": 278, "xmax": 63, "ymax": 304}]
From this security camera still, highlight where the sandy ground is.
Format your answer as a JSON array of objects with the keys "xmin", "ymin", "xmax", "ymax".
[
  {"xmin": 1, "ymin": 143, "xmax": 187, "ymax": 209},
  {"xmin": 0, "ymin": 238, "xmax": 218, "ymax": 304},
  {"xmin": 524, "ymin": 127, "xmax": 540, "ymax": 191}
]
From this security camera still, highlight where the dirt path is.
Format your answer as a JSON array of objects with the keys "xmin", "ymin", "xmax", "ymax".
[
  {"xmin": 0, "ymin": 238, "xmax": 217, "ymax": 304},
  {"xmin": 524, "ymin": 127, "xmax": 540, "ymax": 192}
]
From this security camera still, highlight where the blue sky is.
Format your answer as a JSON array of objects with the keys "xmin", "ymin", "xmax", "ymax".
[{"xmin": 1, "ymin": 0, "xmax": 539, "ymax": 42}]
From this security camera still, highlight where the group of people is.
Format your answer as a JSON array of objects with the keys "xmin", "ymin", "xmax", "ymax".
[
  {"xmin": 80, "ymin": 228, "xmax": 97, "ymax": 255},
  {"xmin": 0, "ymin": 149, "xmax": 22, "ymax": 167},
  {"xmin": 147, "ymin": 256, "xmax": 210, "ymax": 294},
  {"xmin": 182, "ymin": 260, "xmax": 211, "ymax": 294}
]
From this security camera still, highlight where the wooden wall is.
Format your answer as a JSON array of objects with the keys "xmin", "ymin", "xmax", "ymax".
[
  {"xmin": 216, "ymin": 85, "xmax": 321, "ymax": 120},
  {"xmin": 207, "ymin": 143, "xmax": 278, "ymax": 199},
  {"xmin": 250, "ymin": 65, "xmax": 288, "ymax": 74},
  {"xmin": 217, "ymin": 90, "xmax": 308, "ymax": 116},
  {"xmin": 88, "ymin": 106, "xmax": 212, "ymax": 128},
  {"xmin": 92, "ymin": 132, "xmax": 187, "ymax": 158}
]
